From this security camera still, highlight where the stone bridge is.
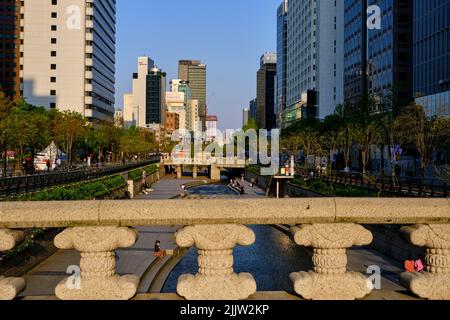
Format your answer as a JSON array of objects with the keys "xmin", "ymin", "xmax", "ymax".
[
  {"xmin": 162, "ymin": 157, "xmax": 249, "ymax": 180},
  {"xmin": 0, "ymin": 198, "xmax": 449, "ymax": 300}
]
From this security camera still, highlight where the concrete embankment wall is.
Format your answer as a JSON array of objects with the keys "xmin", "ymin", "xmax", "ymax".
[
  {"xmin": 245, "ymin": 170, "xmax": 324, "ymax": 198},
  {"xmin": 127, "ymin": 170, "xmax": 162, "ymax": 199}
]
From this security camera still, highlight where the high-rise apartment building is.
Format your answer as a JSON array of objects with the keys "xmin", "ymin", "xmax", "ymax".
[
  {"xmin": 413, "ymin": 0, "xmax": 450, "ymax": 117},
  {"xmin": 178, "ymin": 60, "xmax": 207, "ymax": 126},
  {"xmin": 256, "ymin": 53, "xmax": 277, "ymax": 130},
  {"xmin": 283, "ymin": 0, "xmax": 344, "ymax": 123},
  {"xmin": 276, "ymin": 0, "xmax": 289, "ymax": 127},
  {"xmin": 0, "ymin": 0, "xmax": 20, "ymax": 98},
  {"xmin": 20, "ymin": 0, "xmax": 116, "ymax": 122}
]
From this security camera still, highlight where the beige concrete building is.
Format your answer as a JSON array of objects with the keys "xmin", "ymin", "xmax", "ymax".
[
  {"xmin": 178, "ymin": 60, "xmax": 207, "ymax": 127},
  {"xmin": 20, "ymin": 0, "xmax": 116, "ymax": 122},
  {"xmin": 123, "ymin": 93, "xmax": 135, "ymax": 128},
  {"xmin": 166, "ymin": 91, "xmax": 187, "ymax": 131}
]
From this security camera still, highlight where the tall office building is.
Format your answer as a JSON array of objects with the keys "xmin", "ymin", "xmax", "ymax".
[
  {"xmin": 256, "ymin": 53, "xmax": 277, "ymax": 130},
  {"xmin": 122, "ymin": 93, "xmax": 135, "ymax": 128},
  {"xmin": 249, "ymin": 98, "xmax": 257, "ymax": 121},
  {"xmin": 344, "ymin": 0, "xmax": 368, "ymax": 108},
  {"xmin": 344, "ymin": 0, "xmax": 413, "ymax": 114},
  {"xmin": 20, "ymin": 0, "xmax": 116, "ymax": 122},
  {"xmin": 243, "ymin": 108, "xmax": 250, "ymax": 127},
  {"xmin": 367, "ymin": 0, "xmax": 413, "ymax": 114},
  {"xmin": 146, "ymin": 66, "xmax": 166, "ymax": 126},
  {"xmin": 0, "ymin": 0, "xmax": 20, "ymax": 98},
  {"xmin": 413, "ymin": 0, "xmax": 450, "ymax": 117},
  {"xmin": 284, "ymin": 0, "xmax": 344, "ymax": 123},
  {"xmin": 276, "ymin": 0, "xmax": 289, "ymax": 128},
  {"xmin": 125, "ymin": 56, "xmax": 166, "ymax": 128},
  {"xmin": 178, "ymin": 60, "xmax": 207, "ymax": 126}
]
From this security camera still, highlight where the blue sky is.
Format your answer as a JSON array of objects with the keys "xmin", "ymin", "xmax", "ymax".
[{"xmin": 115, "ymin": 0, "xmax": 280, "ymax": 130}]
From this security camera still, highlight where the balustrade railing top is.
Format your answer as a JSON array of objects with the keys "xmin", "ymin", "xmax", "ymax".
[{"xmin": 0, "ymin": 198, "xmax": 448, "ymax": 229}]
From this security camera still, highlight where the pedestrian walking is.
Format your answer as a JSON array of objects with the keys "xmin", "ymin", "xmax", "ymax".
[
  {"xmin": 154, "ymin": 240, "xmax": 164, "ymax": 259},
  {"xmin": 250, "ymin": 178, "xmax": 255, "ymax": 188}
]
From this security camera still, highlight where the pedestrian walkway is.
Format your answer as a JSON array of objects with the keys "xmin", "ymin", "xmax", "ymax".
[
  {"xmin": 136, "ymin": 178, "xmax": 198, "ymax": 199},
  {"xmin": 231, "ymin": 179, "xmax": 267, "ymax": 199},
  {"xmin": 19, "ymin": 226, "xmax": 177, "ymax": 297}
]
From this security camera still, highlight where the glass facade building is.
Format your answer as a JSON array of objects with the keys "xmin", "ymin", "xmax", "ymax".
[
  {"xmin": 146, "ymin": 67, "xmax": 166, "ymax": 125},
  {"xmin": 276, "ymin": 0, "xmax": 288, "ymax": 127},
  {"xmin": 367, "ymin": 0, "xmax": 413, "ymax": 114},
  {"xmin": 256, "ymin": 54, "xmax": 277, "ymax": 130},
  {"xmin": 344, "ymin": 0, "xmax": 368, "ymax": 108},
  {"xmin": 344, "ymin": 0, "xmax": 413, "ymax": 114},
  {"xmin": 0, "ymin": 0, "xmax": 20, "ymax": 98},
  {"xmin": 413, "ymin": 0, "xmax": 450, "ymax": 117}
]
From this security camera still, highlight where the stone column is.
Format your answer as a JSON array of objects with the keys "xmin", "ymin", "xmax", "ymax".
[
  {"xmin": 290, "ymin": 224, "xmax": 373, "ymax": 300},
  {"xmin": 54, "ymin": 226, "xmax": 139, "ymax": 300},
  {"xmin": 193, "ymin": 165, "xmax": 198, "ymax": 179},
  {"xmin": 0, "ymin": 229, "xmax": 26, "ymax": 300},
  {"xmin": 400, "ymin": 224, "xmax": 450, "ymax": 300},
  {"xmin": 175, "ymin": 224, "xmax": 257, "ymax": 300},
  {"xmin": 210, "ymin": 165, "xmax": 221, "ymax": 181},
  {"xmin": 176, "ymin": 165, "xmax": 182, "ymax": 179}
]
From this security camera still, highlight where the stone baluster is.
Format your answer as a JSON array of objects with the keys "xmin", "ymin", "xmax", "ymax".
[
  {"xmin": 400, "ymin": 224, "xmax": 450, "ymax": 300},
  {"xmin": 0, "ymin": 229, "xmax": 26, "ymax": 300},
  {"xmin": 175, "ymin": 224, "xmax": 257, "ymax": 300},
  {"xmin": 290, "ymin": 223, "xmax": 373, "ymax": 300},
  {"xmin": 54, "ymin": 226, "xmax": 139, "ymax": 300}
]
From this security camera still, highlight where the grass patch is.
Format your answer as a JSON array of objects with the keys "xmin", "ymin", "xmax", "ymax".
[
  {"xmin": 291, "ymin": 177, "xmax": 379, "ymax": 197},
  {"xmin": 18, "ymin": 175, "xmax": 127, "ymax": 201}
]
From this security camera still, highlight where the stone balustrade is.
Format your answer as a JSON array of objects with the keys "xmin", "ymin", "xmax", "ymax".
[{"xmin": 0, "ymin": 198, "xmax": 449, "ymax": 301}]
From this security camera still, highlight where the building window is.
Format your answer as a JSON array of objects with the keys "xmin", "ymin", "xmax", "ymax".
[{"xmin": 50, "ymin": 90, "xmax": 56, "ymax": 96}]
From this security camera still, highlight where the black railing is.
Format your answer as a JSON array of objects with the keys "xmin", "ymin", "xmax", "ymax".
[
  {"xmin": 297, "ymin": 169, "xmax": 449, "ymax": 198},
  {"xmin": 0, "ymin": 158, "xmax": 160, "ymax": 199}
]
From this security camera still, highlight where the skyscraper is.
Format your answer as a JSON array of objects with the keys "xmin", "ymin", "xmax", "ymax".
[
  {"xmin": 344, "ymin": 0, "xmax": 368, "ymax": 108},
  {"xmin": 285, "ymin": 0, "xmax": 344, "ymax": 122},
  {"xmin": 0, "ymin": 0, "xmax": 20, "ymax": 98},
  {"xmin": 276, "ymin": 0, "xmax": 289, "ymax": 128},
  {"xmin": 243, "ymin": 108, "xmax": 250, "ymax": 127},
  {"xmin": 146, "ymin": 66, "xmax": 167, "ymax": 126},
  {"xmin": 367, "ymin": 0, "xmax": 413, "ymax": 114},
  {"xmin": 413, "ymin": 0, "xmax": 450, "ymax": 117},
  {"xmin": 249, "ymin": 98, "xmax": 257, "ymax": 121},
  {"xmin": 125, "ymin": 56, "xmax": 166, "ymax": 128},
  {"xmin": 256, "ymin": 53, "xmax": 277, "ymax": 130},
  {"xmin": 178, "ymin": 60, "xmax": 207, "ymax": 126},
  {"xmin": 20, "ymin": 0, "xmax": 116, "ymax": 122},
  {"xmin": 344, "ymin": 0, "xmax": 413, "ymax": 114}
]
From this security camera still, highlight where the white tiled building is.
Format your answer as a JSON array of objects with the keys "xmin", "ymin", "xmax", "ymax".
[
  {"xmin": 286, "ymin": 0, "xmax": 344, "ymax": 119},
  {"xmin": 20, "ymin": 0, "xmax": 116, "ymax": 122}
]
